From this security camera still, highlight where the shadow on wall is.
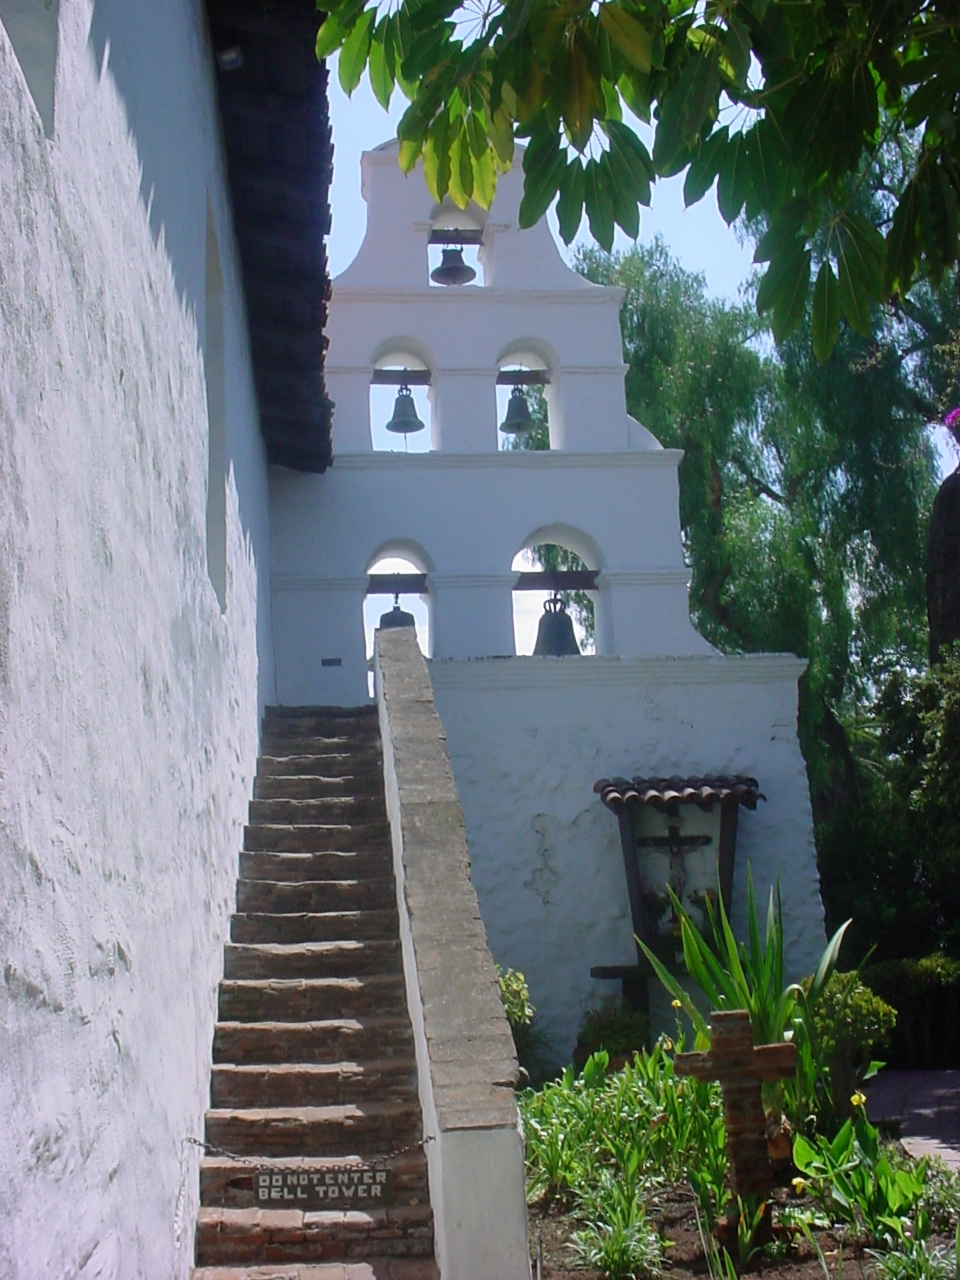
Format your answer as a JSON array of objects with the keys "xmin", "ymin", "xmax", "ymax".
[{"xmin": 88, "ymin": 0, "xmax": 209, "ymax": 316}]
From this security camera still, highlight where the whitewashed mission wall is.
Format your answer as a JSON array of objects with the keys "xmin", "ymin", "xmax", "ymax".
[
  {"xmin": 0, "ymin": 3, "xmax": 272, "ymax": 1277},
  {"xmin": 431, "ymin": 658, "xmax": 825, "ymax": 1060}
]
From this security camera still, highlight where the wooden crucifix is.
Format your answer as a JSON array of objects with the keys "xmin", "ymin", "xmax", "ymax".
[{"xmin": 674, "ymin": 1010, "xmax": 795, "ymax": 1202}]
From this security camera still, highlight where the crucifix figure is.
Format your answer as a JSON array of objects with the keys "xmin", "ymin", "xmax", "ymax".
[
  {"xmin": 674, "ymin": 1010, "xmax": 795, "ymax": 1202},
  {"xmin": 636, "ymin": 821, "xmax": 711, "ymax": 904}
]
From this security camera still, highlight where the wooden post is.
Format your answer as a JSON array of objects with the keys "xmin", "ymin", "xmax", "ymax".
[{"xmin": 674, "ymin": 1010, "xmax": 795, "ymax": 1202}]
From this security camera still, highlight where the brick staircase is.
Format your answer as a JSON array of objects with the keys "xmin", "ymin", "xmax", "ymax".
[{"xmin": 192, "ymin": 705, "xmax": 437, "ymax": 1280}]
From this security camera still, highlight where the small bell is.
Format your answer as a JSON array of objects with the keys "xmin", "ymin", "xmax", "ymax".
[
  {"xmin": 378, "ymin": 593, "xmax": 416, "ymax": 630},
  {"xmin": 430, "ymin": 246, "xmax": 477, "ymax": 287},
  {"xmin": 499, "ymin": 385, "xmax": 535, "ymax": 434},
  {"xmin": 532, "ymin": 593, "xmax": 580, "ymax": 656},
  {"xmin": 385, "ymin": 383, "xmax": 425, "ymax": 435}
]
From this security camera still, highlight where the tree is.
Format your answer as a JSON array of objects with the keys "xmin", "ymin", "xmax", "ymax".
[
  {"xmin": 316, "ymin": 0, "xmax": 960, "ymax": 359},
  {"xmin": 576, "ymin": 238, "xmax": 939, "ymax": 858}
]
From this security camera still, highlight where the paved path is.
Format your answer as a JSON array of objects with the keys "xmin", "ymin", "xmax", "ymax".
[{"xmin": 866, "ymin": 1070, "xmax": 960, "ymax": 1169}]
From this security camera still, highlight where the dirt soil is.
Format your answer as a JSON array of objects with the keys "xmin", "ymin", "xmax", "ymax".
[{"xmin": 528, "ymin": 1184, "xmax": 855, "ymax": 1280}]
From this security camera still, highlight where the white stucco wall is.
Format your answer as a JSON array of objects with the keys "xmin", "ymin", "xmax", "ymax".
[
  {"xmin": 0, "ymin": 3, "xmax": 273, "ymax": 1276},
  {"xmin": 429, "ymin": 656, "xmax": 825, "ymax": 1061}
]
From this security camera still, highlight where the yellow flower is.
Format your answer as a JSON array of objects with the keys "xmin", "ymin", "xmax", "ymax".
[
  {"xmin": 850, "ymin": 1091, "xmax": 867, "ymax": 1109},
  {"xmin": 662, "ymin": 1036, "xmax": 674, "ymax": 1051},
  {"xmin": 791, "ymin": 1177, "xmax": 807, "ymax": 1194},
  {"xmin": 672, "ymin": 998, "xmax": 683, "ymax": 1009}
]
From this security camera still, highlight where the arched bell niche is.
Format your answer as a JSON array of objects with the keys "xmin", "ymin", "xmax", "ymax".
[
  {"xmin": 496, "ymin": 341, "xmax": 556, "ymax": 452},
  {"xmin": 510, "ymin": 524, "xmax": 605, "ymax": 655},
  {"xmin": 363, "ymin": 543, "xmax": 433, "ymax": 694},
  {"xmin": 369, "ymin": 342, "xmax": 435, "ymax": 452},
  {"xmin": 428, "ymin": 203, "xmax": 485, "ymax": 288}
]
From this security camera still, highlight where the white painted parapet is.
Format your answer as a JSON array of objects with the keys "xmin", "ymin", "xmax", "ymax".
[
  {"xmin": 376, "ymin": 627, "xmax": 531, "ymax": 1280},
  {"xmin": 428, "ymin": 654, "xmax": 826, "ymax": 1060}
]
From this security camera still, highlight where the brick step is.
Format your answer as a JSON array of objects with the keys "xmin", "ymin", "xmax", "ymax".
[
  {"xmin": 265, "ymin": 703, "xmax": 378, "ymax": 719},
  {"xmin": 231, "ymin": 911, "xmax": 399, "ymax": 945},
  {"xmin": 257, "ymin": 754, "xmax": 379, "ymax": 779},
  {"xmin": 260, "ymin": 733, "xmax": 380, "ymax": 755},
  {"xmin": 239, "ymin": 851, "xmax": 393, "ymax": 885},
  {"xmin": 199, "ymin": 1150, "xmax": 430, "ymax": 1209},
  {"xmin": 204, "ymin": 1102, "xmax": 422, "ymax": 1158},
  {"xmin": 237, "ymin": 879, "xmax": 396, "ymax": 915},
  {"xmin": 193, "ymin": 1262, "xmax": 438, "ymax": 1280},
  {"xmin": 218, "ymin": 976, "xmax": 407, "ymax": 1023},
  {"xmin": 224, "ymin": 940, "xmax": 402, "ymax": 980},
  {"xmin": 244, "ymin": 824, "xmax": 390, "ymax": 854},
  {"xmin": 211, "ymin": 1061, "xmax": 418, "ymax": 1109},
  {"xmin": 213, "ymin": 1018, "xmax": 414, "ymax": 1066},
  {"xmin": 262, "ymin": 712, "xmax": 379, "ymax": 734},
  {"xmin": 254, "ymin": 775, "xmax": 382, "ymax": 801},
  {"xmin": 194, "ymin": 1202, "xmax": 434, "ymax": 1267},
  {"xmin": 249, "ymin": 797, "xmax": 387, "ymax": 825}
]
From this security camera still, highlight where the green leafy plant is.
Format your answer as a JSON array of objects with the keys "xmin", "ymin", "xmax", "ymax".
[
  {"xmin": 734, "ymin": 1195, "xmax": 769, "ymax": 1270},
  {"xmin": 496, "ymin": 965, "xmax": 535, "ymax": 1030},
  {"xmin": 639, "ymin": 869, "xmax": 849, "ymax": 1049},
  {"xmin": 793, "ymin": 1109, "xmax": 927, "ymax": 1245},
  {"xmin": 574, "ymin": 1000, "xmax": 650, "ymax": 1067},
  {"xmin": 571, "ymin": 1167, "xmax": 664, "ymax": 1279},
  {"xmin": 868, "ymin": 1224, "xmax": 960, "ymax": 1280}
]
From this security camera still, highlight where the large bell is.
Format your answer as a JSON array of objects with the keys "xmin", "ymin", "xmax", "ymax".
[
  {"xmin": 430, "ymin": 246, "xmax": 477, "ymax": 286},
  {"xmin": 499, "ymin": 385, "xmax": 535, "ymax": 434},
  {"xmin": 533, "ymin": 594, "xmax": 581, "ymax": 656},
  {"xmin": 385, "ymin": 383, "xmax": 425, "ymax": 435},
  {"xmin": 379, "ymin": 593, "xmax": 416, "ymax": 630}
]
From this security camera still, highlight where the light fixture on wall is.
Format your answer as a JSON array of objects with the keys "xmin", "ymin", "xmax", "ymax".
[
  {"xmin": 385, "ymin": 382, "xmax": 425, "ymax": 436},
  {"xmin": 430, "ymin": 246, "xmax": 476, "ymax": 286},
  {"xmin": 532, "ymin": 593, "xmax": 580, "ymax": 656},
  {"xmin": 216, "ymin": 45, "xmax": 244, "ymax": 71},
  {"xmin": 499, "ymin": 384, "xmax": 534, "ymax": 434}
]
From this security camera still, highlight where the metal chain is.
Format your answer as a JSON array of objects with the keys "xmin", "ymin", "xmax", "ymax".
[{"xmin": 183, "ymin": 1133, "xmax": 434, "ymax": 1173}]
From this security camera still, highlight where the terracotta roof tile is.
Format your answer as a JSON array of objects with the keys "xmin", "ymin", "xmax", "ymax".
[{"xmin": 593, "ymin": 775, "xmax": 765, "ymax": 812}]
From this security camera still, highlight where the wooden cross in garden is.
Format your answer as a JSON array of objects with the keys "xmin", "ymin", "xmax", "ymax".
[{"xmin": 674, "ymin": 1010, "xmax": 795, "ymax": 1201}]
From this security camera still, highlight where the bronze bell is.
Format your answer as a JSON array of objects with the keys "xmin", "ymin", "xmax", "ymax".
[
  {"xmin": 379, "ymin": 593, "xmax": 416, "ymax": 630},
  {"xmin": 533, "ymin": 593, "xmax": 580, "ymax": 656},
  {"xmin": 430, "ymin": 246, "xmax": 477, "ymax": 286},
  {"xmin": 499, "ymin": 385, "xmax": 535, "ymax": 434},
  {"xmin": 386, "ymin": 383, "xmax": 425, "ymax": 435}
]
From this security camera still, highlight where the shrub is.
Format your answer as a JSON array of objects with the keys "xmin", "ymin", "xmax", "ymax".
[
  {"xmin": 496, "ymin": 965, "xmax": 535, "ymax": 1031},
  {"xmin": 864, "ymin": 955, "xmax": 960, "ymax": 1068},
  {"xmin": 574, "ymin": 1001, "xmax": 650, "ymax": 1068}
]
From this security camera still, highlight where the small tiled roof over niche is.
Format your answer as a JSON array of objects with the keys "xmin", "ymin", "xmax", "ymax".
[
  {"xmin": 207, "ymin": 0, "xmax": 334, "ymax": 471},
  {"xmin": 594, "ymin": 775, "xmax": 765, "ymax": 812}
]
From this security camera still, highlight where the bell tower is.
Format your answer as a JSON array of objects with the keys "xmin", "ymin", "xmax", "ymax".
[{"xmin": 270, "ymin": 139, "xmax": 711, "ymax": 703}]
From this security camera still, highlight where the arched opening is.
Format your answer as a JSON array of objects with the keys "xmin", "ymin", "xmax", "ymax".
[
  {"xmin": 428, "ymin": 204, "xmax": 484, "ymax": 288},
  {"xmin": 363, "ymin": 550, "xmax": 432, "ymax": 696},
  {"xmin": 370, "ymin": 346, "xmax": 434, "ymax": 453},
  {"xmin": 511, "ymin": 526, "xmax": 602, "ymax": 655},
  {"xmin": 496, "ymin": 343, "xmax": 554, "ymax": 452}
]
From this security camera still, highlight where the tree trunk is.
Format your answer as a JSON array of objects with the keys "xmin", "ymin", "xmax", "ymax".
[{"xmin": 927, "ymin": 467, "xmax": 960, "ymax": 663}]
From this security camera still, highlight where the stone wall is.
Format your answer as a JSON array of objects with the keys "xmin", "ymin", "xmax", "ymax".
[
  {"xmin": 375, "ymin": 627, "xmax": 530, "ymax": 1280},
  {"xmin": 429, "ymin": 655, "xmax": 824, "ymax": 1062},
  {"xmin": 0, "ymin": 3, "xmax": 272, "ymax": 1275}
]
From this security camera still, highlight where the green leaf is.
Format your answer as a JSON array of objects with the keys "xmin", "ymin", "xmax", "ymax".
[
  {"xmin": 315, "ymin": 12, "xmax": 346, "ymax": 61},
  {"xmin": 604, "ymin": 149, "xmax": 640, "ymax": 238},
  {"xmin": 885, "ymin": 179, "xmax": 921, "ymax": 297},
  {"xmin": 368, "ymin": 20, "xmax": 396, "ymax": 109},
  {"xmin": 397, "ymin": 137, "xmax": 422, "ymax": 173},
  {"xmin": 683, "ymin": 125, "xmax": 727, "ymax": 206},
  {"xmin": 770, "ymin": 248, "xmax": 810, "ymax": 343},
  {"xmin": 811, "ymin": 259, "xmax": 840, "ymax": 363},
  {"xmin": 654, "ymin": 49, "xmax": 720, "ymax": 172},
  {"xmin": 519, "ymin": 130, "xmax": 565, "ymax": 227},
  {"xmin": 448, "ymin": 124, "xmax": 475, "ymax": 207},
  {"xmin": 598, "ymin": 4, "xmax": 653, "ymax": 73},
  {"xmin": 471, "ymin": 145, "xmax": 498, "ymax": 207},
  {"xmin": 489, "ymin": 104, "xmax": 515, "ymax": 167},
  {"xmin": 556, "ymin": 160, "xmax": 585, "ymax": 244},
  {"xmin": 564, "ymin": 38, "xmax": 599, "ymax": 153},
  {"xmin": 842, "ymin": 213, "xmax": 884, "ymax": 300},
  {"xmin": 338, "ymin": 9, "xmax": 375, "ymax": 95},
  {"xmin": 584, "ymin": 157, "xmax": 615, "ymax": 250},
  {"xmin": 716, "ymin": 128, "xmax": 747, "ymax": 223},
  {"xmin": 606, "ymin": 120, "xmax": 652, "ymax": 207},
  {"xmin": 837, "ymin": 243, "xmax": 872, "ymax": 338},
  {"xmin": 422, "ymin": 111, "xmax": 452, "ymax": 203}
]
